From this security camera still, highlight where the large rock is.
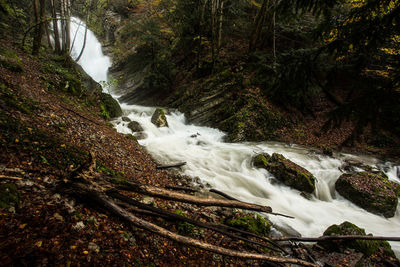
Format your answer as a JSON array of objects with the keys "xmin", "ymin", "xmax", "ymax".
[
  {"xmin": 151, "ymin": 108, "xmax": 168, "ymax": 128},
  {"xmin": 252, "ymin": 153, "xmax": 316, "ymax": 193},
  {"xmin": 127, "ymin": 121, "xmax": 143, "ymax": 132},
  {"xmin": 335, "ymin": 171, "xmax": 399, "ymax": 218},
  {"xmin": 319, "ymin": 221, "xmax": 398, "ymax": 264}
]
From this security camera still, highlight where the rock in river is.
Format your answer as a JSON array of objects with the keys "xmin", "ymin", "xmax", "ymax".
[
  {"xmin": 252, "ymin": 153, "xmax": 316, "ymax": 193},
  {"xmin": 335, "ymin": 171, "xmax": 400, "ymax": 218},
  {"xmin": 151, "ymin": 108, "xmax": 168, "ymax": 128}
]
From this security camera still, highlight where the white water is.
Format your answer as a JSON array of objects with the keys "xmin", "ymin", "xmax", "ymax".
[{"xmin": 70, "ymin": 17, "xmax": 400, "ymax": 256}]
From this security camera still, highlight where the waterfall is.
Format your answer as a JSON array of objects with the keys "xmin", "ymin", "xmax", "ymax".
[{"xmin": 70, "ymin": 17, "xmax": 400, "ymax": 256}]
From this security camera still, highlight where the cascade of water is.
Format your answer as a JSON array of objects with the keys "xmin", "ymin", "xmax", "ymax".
[{"xmin": 71, "ymin": 17, "xmax": 400, "ymax": 256}]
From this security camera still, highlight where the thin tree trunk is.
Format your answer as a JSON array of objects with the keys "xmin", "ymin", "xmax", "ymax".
[
  {"xmin": 51, "ymin": 0, "xmax": 61, "ymax": 54},
  {"xmin": 249, "ymin": 0, "xmax": 269, "ymax": 53},
  {"xmin": 75, "ymin": 0, "xmax": 92, "ymax": 62},
  {"xmin": 45, "ymin": 21, "xmax": 53, "ymax": 51},
  {"xmin": 65, "ymin": 0, "xmax": 71, "ymax": 53},
  {"xmin": 32, "ymin": 0, "xmax": 40, "ymax": 55},
  {"xmin": 217, "ymin": 0, "xmax": 224, "ymax": 51}
]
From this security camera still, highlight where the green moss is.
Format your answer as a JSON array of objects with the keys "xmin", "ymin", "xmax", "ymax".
[
  {"xmin": 125, "ymin": 134, "xmax": 138, "ymax": 141},
  {"xmin": 226, "ymin": 212, "xmax": 270, "ymax": 236},
  {"xmin": 0, "ymin": 183, "xmax": 20, "ymax": 209},
  {"xmin": 321, "ymin": 221, "xmax": 396, "ymax": 258},
  {"xmin": 174, "ymin": 210, "xmax": 195, "ymax": 235},
  {"xmin": 252, "ymin": 154, "xmax": 268, "ymax": 168},
  {"xmin": 100, "ymin": 93, "xmax": 122, "ymax": 119}
]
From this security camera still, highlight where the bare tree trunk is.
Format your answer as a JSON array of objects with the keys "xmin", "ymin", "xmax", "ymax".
[
  {"xmin": 196, "ymin": 0, "xmax": 208, "ymax": 74},
  {"xmin": 217, "ymin": 0, "xmax": 224, "ymax": 51},
  {"xmin": 249, "ymin": 0, "xmax": 269, "ymax": 53},
  {"xmin": 45, "ymin": 21, "xmax": 53, "ymax": 51},
  {"xmin": 32, "ymin": 0, "xmax": 40, "ymax": 55},
  {"xmin": 273, "ymin": 9, "xmax": 276, "ymax": 62},
  {"xmin": 51, "ymin": 0, "xmax": 61, "ymax": 54},
  {"xmin": 75, "ymin": 0, "xmax": 92, "ymax": 62},
  {"xmin": 65, "ymin": 0, "xmax": 71, "ymax": 53}
]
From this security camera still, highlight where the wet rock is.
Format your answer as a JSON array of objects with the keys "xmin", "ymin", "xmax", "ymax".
[
  {"xmin": 335, "ymin": 171, "xmax": 399, "ymax": 218},
  {"xmin": 127, "ymin": 121, "xmax": 143, "ymax": 132},
  {"xmin": 322, "ymin": 146, "xmax": 333, "ymax": 157},
  {"xmin": 252, "ymin": 153, "xmax": 316, "ymax": 193},
  {"xmin": 100, "ymin": 92, "xmax": 122, "ymax": 118},
  {"xmin": 122, "ymin": 116, "xmax": 131, "ymax": 122},
  {"xmin": 151, "ymin": 108, "xmax": 168, "ymax": 127},
  {"xmin": 319, "ymin": 221, "xmax": 398, "ymax": 263},
  {"xmin": 134, "ymin": 132, "xmax": 147, "ymax": 140}
]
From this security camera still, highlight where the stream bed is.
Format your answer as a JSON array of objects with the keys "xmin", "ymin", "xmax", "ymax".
[{"xmin": 69, "ymin": 17, "xmax": 400, "ymax": 256}]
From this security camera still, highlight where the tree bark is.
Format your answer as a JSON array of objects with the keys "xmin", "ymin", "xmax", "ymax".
[
  {"xmin": 51, "ymin": 0, "xmax": 61, "ymax": 54},
  {"xmin": 249, "ymin": 0, "xmax": 269, "ymax": 53},
  {"xmin": 112, "ymin": 182, "xmax": 273, "ymax": 213}
]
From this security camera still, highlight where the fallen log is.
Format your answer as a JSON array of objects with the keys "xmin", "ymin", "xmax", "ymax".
[
  {"xmin": 114, "ymin": 182, "xmax": 273, "ymax": 213},
  {"xmin": 209, "ymin": 188, "xmax": 294, "ymax": 219},
  {"xmin": 273, "ymin": 235, "xmax": 400, "ymax": 242},
  {"xmin": 107, "ymin": 190, "xmax": 286, "ymax": 254},
  {"xmin": 165, "ymin": 185, "xmax": 198, "ymax": 193},
  {"xmin": 65, "ymin": 182, "xmax": 317, "ymax": 267},
  {"xmin": 156, "ymin": 162, "xmax": 186, "ymax": 170}
]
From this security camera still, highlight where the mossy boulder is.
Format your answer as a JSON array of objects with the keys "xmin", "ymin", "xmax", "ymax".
[
  {"xmin": 252, "ymin": 153, "xmax": 316, "ymax": 193},
  {"xmin": 100, "ymin": 92, "xmax": 122, "ymax": 119},
  {"xmin": 151, "ymin": 108, "xmax": 168, "ymax": 127},
  {"xmin": 127, "ymin": 121, "xmax": 143, "ymax": 132},
  {"xmin": 225, "ymin": 211, "xmax": 270, "ymax": 236},
  {"xmin": 319, "ymin": 222, "xmax": 398, "ymax": 262},
  {"xmin": 335, "ymin": 171, "xmax": 399, "ymax": 218},
  {"xmin": 0, "ymin": 183, "xmax": 20, "ymax": 210}
]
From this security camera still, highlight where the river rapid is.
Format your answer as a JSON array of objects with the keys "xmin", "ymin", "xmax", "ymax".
[{"xmin": 69, "ymin": 17, "xmax": 400, "ymax": 256}]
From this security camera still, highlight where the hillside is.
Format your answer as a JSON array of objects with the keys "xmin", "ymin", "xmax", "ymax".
[{"xmin": 1, "ymin": 1, "xmax": 400, "ymax": 266}]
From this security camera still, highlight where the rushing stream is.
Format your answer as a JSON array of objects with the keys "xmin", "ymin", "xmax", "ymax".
[{"xmin": 69, "ymin": 17, "xmax": 400, "ymax": 256}]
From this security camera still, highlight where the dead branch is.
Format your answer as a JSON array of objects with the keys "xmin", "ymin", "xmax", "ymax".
[
  {"xmin": 156, "ymin": 162, "xmax": 186, "ymax": 170},
  {"xmin": 113, "ymin": 181, "xmax": 273, "ymax": 213},
  {"xmin": 64, "ymin": 182, "xmax": 317, "ymax": 266},
  {"xmin": 165, "ymin": 185, "xmax": 198, "ymax": 193},
  {"xmin": 273, "ymin": 235, "xmax": 400, "ymax": 242},
  {"xmin": 209, "ymin": 188, "xmax": 294, "ymax": 219},
  {"xmin": 210, "ymin": 188, "xmax": 238, "ymax": 200},
  {"xmin": 0, "ymin": 174, "xmax": 23, "ymax": 180},
  {"xmin": 107, "ymin": 190, "xmax": 286, "ymax": 254}
]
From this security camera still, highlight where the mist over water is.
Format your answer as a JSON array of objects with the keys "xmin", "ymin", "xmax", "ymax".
[{"xmin": 70, "ymin": 17, "xmax": 400, "ymax": 256}]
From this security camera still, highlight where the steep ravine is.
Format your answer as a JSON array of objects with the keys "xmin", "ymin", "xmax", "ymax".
[{"xmin": 70, "ymin": 17, "xmax": 400, "ymax": 260}]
